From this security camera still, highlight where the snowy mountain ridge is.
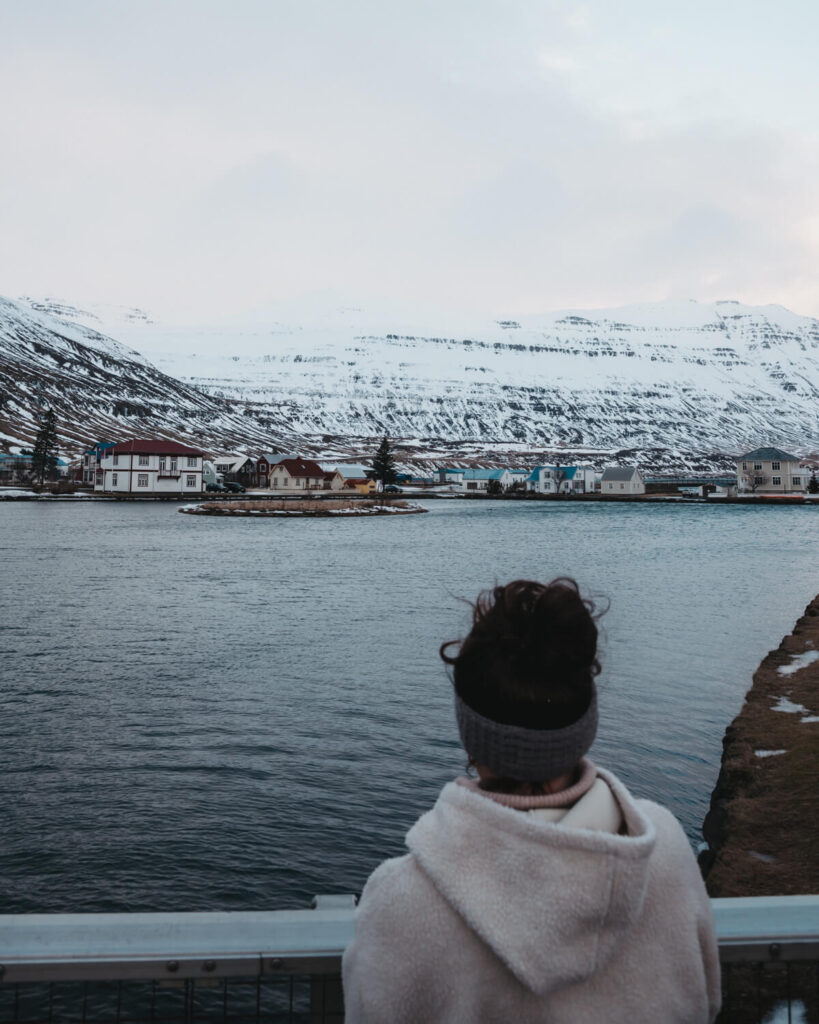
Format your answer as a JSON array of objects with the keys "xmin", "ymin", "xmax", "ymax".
[
  {"xmin": 104, "ymin": 297, "xmax": 819, "ymax": 459},
  {"xmin": 3, "ymin": 294, "xmax": 819, "ymax": 471}
]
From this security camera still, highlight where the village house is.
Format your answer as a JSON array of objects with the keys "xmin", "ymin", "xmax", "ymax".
[
  {"xmin": 268, "ymin": 457, "xmax": 327, "ymax": 492},
  {"xmin": 82, "ymin": 441, "xmax": 116, "ymax": 486},
  {"xmin": 330, "ymin": 464, "xmax": 377, "ymax": 494},
  {"xmin": 0, "ymin": 452, "xmax": 34, "ymax": 484},
  {"xmin": 737, "ymin": 447, "xmax": 808, "ymax": 494},
  {"xmin": 256, "ymin": 452, "xmax": 298, "ymax": 489},
  {"xmin": 600, "ymin": 467, "xmax": 645, "ymax": 495},
  {"xmin": 528, "ymin": 465, "xmax": 597, "ymax": 494},
  {"xmin": 323, "ymin": 469, "xmax": 345, "ymax": 490},
  {"xmin": 437, "ymin": 468, "xmax": 513, "ymax": 492},
  {"xmin": 95, "ymin": 440, "xmax": 205, "ymax": 494},
  {"xmin": 212, "ymin": 454, "xmax": 257, "ymax": 487}
]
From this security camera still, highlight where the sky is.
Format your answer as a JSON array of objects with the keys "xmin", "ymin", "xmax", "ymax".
[{"xmin": 1, "ymin": 0, "xmax": 818, "ymax": 323}]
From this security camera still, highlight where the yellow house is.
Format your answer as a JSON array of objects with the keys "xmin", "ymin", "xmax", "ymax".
[{"xmin": 345, "ymin": 477, "xmax": 377, "ymax": 495}]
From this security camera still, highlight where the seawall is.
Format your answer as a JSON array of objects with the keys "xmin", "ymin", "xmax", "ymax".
[{"xmin": 700, "ymin": 596, "xmax": 819, "ymax": 896}]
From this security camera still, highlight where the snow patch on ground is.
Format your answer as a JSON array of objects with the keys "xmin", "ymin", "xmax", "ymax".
[
  {"xmin": 755, "ymin": 749, "xmax": 787, "ymax": 757},
  {"xmin": 772, "ymin": 696, "xmax": 809, "ymax": 714},
  {"xmin": 777, "ymin": 650, "xmax": 819, "ymax": 675}
]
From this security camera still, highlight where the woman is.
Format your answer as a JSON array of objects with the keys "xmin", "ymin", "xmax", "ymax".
[{"xmin": 342, "ymin": 578, "xmax": 721, "ymax": 1023}]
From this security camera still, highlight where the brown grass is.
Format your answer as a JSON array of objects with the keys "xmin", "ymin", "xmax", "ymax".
[{"xmin": 703, "ymin": 597, "xmax": 819, "ymax": 896}]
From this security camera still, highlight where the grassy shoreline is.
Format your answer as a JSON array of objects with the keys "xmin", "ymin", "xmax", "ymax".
[{"xmin": 701, "ymin": 596, "xmax": 819, "ymax": 896}]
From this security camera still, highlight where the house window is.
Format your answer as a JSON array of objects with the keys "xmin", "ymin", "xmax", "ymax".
[
  {"xmin": 771, "ymin": 461, "xmax": 780, "ymax": 470},
  {"xmin": 113, "ymin": 454, "xmax": 119, "ymax": 466},
  {"xmin": 742, "ymin": 462, "xmax": 747, "ymax": 470},
  {"xmin": 793, "ymin": 476, "xmax": 801, "ymax": 486},
  {"xmin": 754, "ymin": 476, "xmax": 764, "ymax": 484},
  {"xmin": 186, "ymin": 474, "xmax": 196, "ymax": 487},
  {"xmin": 772, "ymin": 476, "xmax": 781, "ymax": 485},
  {"xmin": 139, "ymin": 454, "xmax": 149, "ymax": 466},
  {"xmin": 112, "ymin": 473, "xmax": 118, "ymax": 486},
  {"xmin": 138, "ymin": 474, "xmax": 149, "ymax": 487},
  {"xmin": 187, "ymin": 456, "xmax": 196, "ymax": 467},
  {"xmin": 754, "ymin": 462, "xmax": 762, "ymax": 470},
  {"xmin": 620, "ymin": 483, "xmax": 624, "ymax": 490}
]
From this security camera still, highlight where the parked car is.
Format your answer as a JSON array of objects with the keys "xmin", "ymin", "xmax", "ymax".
[
  {"xmin": 384, "ymin": 484, "xmax": 403, "ymax": 493},
  {"xmin": 206, "ymin": 482, "xmax": 228, "ymax": 493},
  {"xmin": 224, "ymin": 481, "xmax": 246, "ymax": 493}
]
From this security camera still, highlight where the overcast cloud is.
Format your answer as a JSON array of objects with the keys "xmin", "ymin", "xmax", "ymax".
[{"xmin": 1, "ymin": 0, "xmax": 817, "ymax": 321}]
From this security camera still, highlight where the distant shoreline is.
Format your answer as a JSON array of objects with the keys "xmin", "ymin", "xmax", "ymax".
[{"xmin": 3, "ymin": 488, "xmax": 818, "ymax": 507}]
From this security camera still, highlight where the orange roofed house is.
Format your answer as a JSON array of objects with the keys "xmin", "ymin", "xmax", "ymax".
[{"xmin": 95, "ymin": 440, "xmax": 205, "ymax": 494}]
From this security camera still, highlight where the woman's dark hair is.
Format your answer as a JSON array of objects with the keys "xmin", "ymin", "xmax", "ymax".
[{"xmin": 440, "ymin": 578, "xmax": 603, "ymax": 731}]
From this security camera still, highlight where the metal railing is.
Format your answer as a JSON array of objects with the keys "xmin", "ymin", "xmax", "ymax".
[{"xmin": 0, "ymin": 895, "xmax": 816, "ymax": 1023}]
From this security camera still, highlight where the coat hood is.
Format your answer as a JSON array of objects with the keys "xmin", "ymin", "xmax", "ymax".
[{"xmin": 405, "ymin": 767, "xmax": 657, "ymax": 997}]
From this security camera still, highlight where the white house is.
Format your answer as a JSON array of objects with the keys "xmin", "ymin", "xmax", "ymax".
[
  {"xmin": 268, "ymin": 457, "xmax": 327, "ymax": 491},
  {"xmin": 528, "ymin": 465, "xmax": 597, "ymax": 494},
  {"xmin": 96, "ymin": 440, "xmax": 205, "ymax": 494},
  {"xmin": 600, "ymin": 467, "xmax": 645, "ymax": 495},
  {"xmin": 737, "ymin": 447, "xmax": 808, "ymax": 494}
]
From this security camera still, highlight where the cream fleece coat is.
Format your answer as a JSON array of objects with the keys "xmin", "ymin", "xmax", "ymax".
[{"xmin": 342, "ymin": 767, "xmax": 720, "ymax": 1023}]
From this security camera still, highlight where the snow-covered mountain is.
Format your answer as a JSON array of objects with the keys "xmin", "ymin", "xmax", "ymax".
[
  {"xmin": 0, "ymin": 297, "xmax": 303, "ymax": 456},
  {"xmin": 3, "ymin": 294, "xmax": 819, "ymax": 471},
  {"xmin": 109, "ymin": 297, "xmax": 819, "ymax": 465}
]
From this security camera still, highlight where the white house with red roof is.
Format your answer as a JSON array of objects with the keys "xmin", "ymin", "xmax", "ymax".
[
  {"xmin": 268, "ymin": 457, "xmax": 327, "ymax": 492},
  {"xmin": 95, "ymin": 440, "xmax": 206, "ymax": 494}
]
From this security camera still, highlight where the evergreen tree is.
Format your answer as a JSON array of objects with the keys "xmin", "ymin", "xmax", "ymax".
[
  {"xmin": 809, "ymin": 471, "xmax": 819, "ymax": 494},
  {"xmin": 31, "ymin": 408, "xmax": 59, "ymax": 485},
  {"xmin": 371, "ymin": 436, "xmax": 398, "ymax": 487}
]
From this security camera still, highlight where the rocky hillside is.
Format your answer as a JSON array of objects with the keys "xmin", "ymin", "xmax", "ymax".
[{"xmin": 0, "ymin": 297, "xmax": 303, "ymax": 456}]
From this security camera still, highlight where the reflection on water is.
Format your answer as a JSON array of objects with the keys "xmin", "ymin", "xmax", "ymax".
[{"xmin": 1, "ymin": 499, "xmax": 816, "ymax": 912}]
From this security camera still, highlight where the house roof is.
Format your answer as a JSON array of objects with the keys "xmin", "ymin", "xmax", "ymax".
[
  {"xmin": 110, "ymin": 440, "xmax": 206, "ymax": 456},
  {"xmin": 601, "ymin": 466, "xmax": 641, "ymax": 481},
  {"xmin": 273, "ymin": 458, "xmax": 326, "ymax": 478},
  {"xmin": 529, "ymin": 465, "xmax": 585, "ymax": 480},
  {"xmin": 440, "ymin": 467, "xmax": 509, "ymax": 481},
  {"xmin": 258, "ymin": 452, "xmax": 298, "ymax": 465},
  {"xmin": 83, "ymin": 441, "xmax": 116, "ymax": 456},
  {"xmin": 332, "ymin": 464, "xmax": 372, "ymax": 479},
  {"xmin": 739, "ymin": 447, "xmax": 800, "ymax": 462},
  {"xmin": 214, "ymin": 456, "xmax": 253, "ymax": 471}
]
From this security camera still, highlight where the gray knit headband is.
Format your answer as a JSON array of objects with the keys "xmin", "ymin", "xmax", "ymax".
[{"xmin": 455, "ymin": 689, "xmax": 598, "ymax": 781}]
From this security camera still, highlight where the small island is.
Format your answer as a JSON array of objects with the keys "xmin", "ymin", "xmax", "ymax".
[{"xmin": 179, "ymin": 498, "xmax": 427, "ymax": 518}]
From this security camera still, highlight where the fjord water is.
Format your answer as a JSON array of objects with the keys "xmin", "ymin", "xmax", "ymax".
[{"xmin": 1, "ymin": 499, "xmax": 816, "ymax": 914}]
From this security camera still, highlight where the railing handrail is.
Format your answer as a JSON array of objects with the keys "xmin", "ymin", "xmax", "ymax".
[{"xmin": 1, "ymin": 895, "xmax": 817, "ymax": 984}]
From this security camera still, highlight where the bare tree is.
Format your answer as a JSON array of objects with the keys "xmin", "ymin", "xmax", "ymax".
[{"xmin": 741, "ymin": 463, "xmax": 767, "ymax": 493}]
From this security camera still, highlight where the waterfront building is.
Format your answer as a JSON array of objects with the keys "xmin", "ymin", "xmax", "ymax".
[
  {"xmin": 82, "ymin": 442, "xmax": 117, "ymax": 487},
  {"xmin": 256, "ymin": 452, "xmax": 298, "ymax": 488},
  {"xmin": 737, "ymin": 447, "xmax": 808, "ymax": 494},
  {"xmin": 268, "ymin": 457, "xmax": 328, "ymax": 491},
  {"xmin": 437, "ymin": 467, "xmax": 513, "ymax": 491},
  {"xmin": 528, "ymin": 465, "xmax": 597, "ymax": 494},
  {"xmin": 212, "ymin": 454, "xmax": 256, "ymax": 487},
  {"xmin": 95, "ymin": 440, "xmax": 205, "ymax": 494},
  {"xmin": 600, "ymin": 466, "xmax": 646, "ymax": 495}
]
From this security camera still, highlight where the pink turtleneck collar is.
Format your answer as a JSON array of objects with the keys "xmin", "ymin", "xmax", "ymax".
[{"xmin": 455, "ymin": 757, "xmax": 597, "ymax": 809}]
